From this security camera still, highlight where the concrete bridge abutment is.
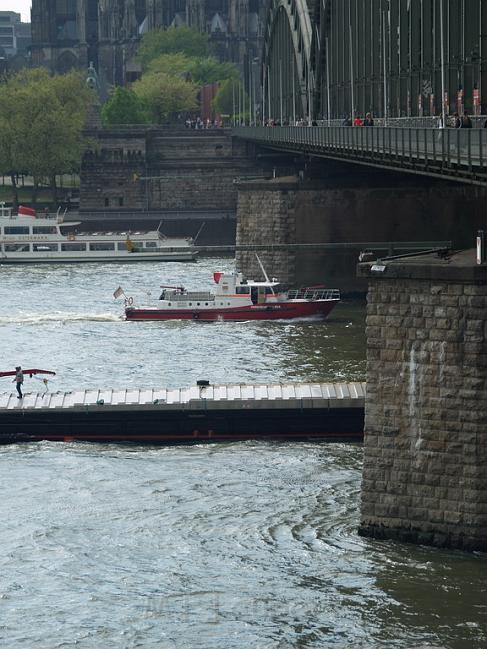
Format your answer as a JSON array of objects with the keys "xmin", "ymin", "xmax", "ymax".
[{"xmin": 358, "ymin": 251, "xmax": 487, "ymax": 552}]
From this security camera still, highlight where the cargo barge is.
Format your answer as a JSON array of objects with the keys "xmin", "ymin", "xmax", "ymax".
[{"xmin": 0, "ymin": 381, "xmax": 365, "ymax": 445}]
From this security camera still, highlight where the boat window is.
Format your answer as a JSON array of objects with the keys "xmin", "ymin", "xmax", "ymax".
[
  {"xmin": 145, "ymin": 241, "xmax": 157, "ymax": 248},
  {"xmin": 117, "ymin": 242, "xmax": 128, "ymax": 250},
  {"xmin": 33, "ymin": 226, "xmax": 56, "ymax": 234},
  {"xmin": 265, "ymin": 287, "xmax": 275, "ymax": 295},
  {"xmin": 33, "ymin": 243, "xmax": 58, "ymax": 251},
  {"xmin": 236, "ymin": 287, "xmax": 250, "ymax": 294},
  {"xmin": 61, "ymin": 243, "xmax": 86, "ymax": 251},
  {"xmin": 89, "ymin": 242, "xmax": 115, "ymax": 251},
  {"xmin": 4, "ymin": 226, "xmax": 29, "ymax": 235},
  {"xmin": 4, "ymin": 244, "xmax": 30, "ymax": 252},
  {"xmin": 189, "ymin": 303, "xmax": 192, "ymax": 306}
]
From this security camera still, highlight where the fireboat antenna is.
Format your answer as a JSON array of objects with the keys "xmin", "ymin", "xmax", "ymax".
[
  {"xmin": 255, "ymin": 254, "xmax": 276, "ymax": 295},
  {"xmin": 255, "ymin": 253, "xmax": 270, "ymax": 283}
]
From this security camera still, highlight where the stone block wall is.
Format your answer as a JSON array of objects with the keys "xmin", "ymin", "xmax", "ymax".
[
  {"xmin": 80, "ymin": 128, "xmax": 260, "ymax": 213},
  {"xmin": 358, "ymin": 251, "xmax": 487, "ymax": 551},
  {"xmin": 235, "ymin": 173, "xmax": 487, "ymax": 291},
  {"xmin": 236, "ymin": 178, "xmax": 297, "ymax": 283}
]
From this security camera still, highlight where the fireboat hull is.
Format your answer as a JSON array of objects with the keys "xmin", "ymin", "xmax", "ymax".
[{"xmin": 125, "ymin": 300, "xmax": 338, "ymax": 321}]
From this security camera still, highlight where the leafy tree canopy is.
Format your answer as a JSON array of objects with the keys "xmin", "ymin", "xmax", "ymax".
[
  {"xmin": 132, "ymin": 72, "xmax": 198, "ymax": 123},
  {"xmin": 137, "ymin": 27, "xmax": 212, "ymax": 69},
  {"xmin": 213, "ymin": 78, "xmax": 248, "ymax": 117},
  {"xmin": 101, "ymin": 87, "xmax": 149, "ymax": 126},
  {"xmin": 147, "ymin": 53, "xmax": 239, "ymax": 87},
  {"xmin": 0, "ymin": 68, "xmax": 92, "ymax": 204},
  {"xmin": 187, "ymin": 57, "xmax": 239, "ymax": 86}
]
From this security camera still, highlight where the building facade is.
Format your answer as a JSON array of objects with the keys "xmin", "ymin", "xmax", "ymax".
[{"xmin": 30, "ymin": 0, "xmax": 266, "ymax": 88}]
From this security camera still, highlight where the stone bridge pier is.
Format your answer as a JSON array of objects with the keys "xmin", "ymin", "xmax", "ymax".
[
  {"xmin": 358, "ymin": 250, "xmax": 487, "ymax": 552},
  {"xmin": 235, "ymin": 165, "xmax": 487, "ymax": 293}
]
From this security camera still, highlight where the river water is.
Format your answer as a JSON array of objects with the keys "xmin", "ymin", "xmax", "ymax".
[{"xmin": 0, "ymin": 259, "xmax": 486, "ymax": 648}]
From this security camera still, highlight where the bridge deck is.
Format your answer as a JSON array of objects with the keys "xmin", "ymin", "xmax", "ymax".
[{"xmin": 235, "ymin": 126, "xmax": 487, "ymax": 186}]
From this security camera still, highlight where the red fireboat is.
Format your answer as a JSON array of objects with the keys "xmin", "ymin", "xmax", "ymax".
[{"xmin": 117, "ymin": 269, "xmax": 340, "ymax": 322}]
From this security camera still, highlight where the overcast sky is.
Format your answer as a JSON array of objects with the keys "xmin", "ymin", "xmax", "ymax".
[{"xmin": 1, "ymin": 0, "xmax": 30, "ymax": 21}]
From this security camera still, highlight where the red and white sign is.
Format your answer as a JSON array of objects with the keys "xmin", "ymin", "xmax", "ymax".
[
  {"xmin": 429, "ymin": 94, "xmax": 435, "ymax": 116},
  {"xmin": 473, "ymin": 88, "xmax": 481, "ymax": 116},
  {"xmin": 457, "ymin": 89, "xmax": 464, "ymax": 115}
]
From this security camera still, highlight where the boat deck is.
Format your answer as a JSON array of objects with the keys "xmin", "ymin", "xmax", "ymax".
[
  {"xmin": 0, "ymin": 381, "xmax": 366, "ymax": 444},
  {"xmin": 0, "ymin": 381, "xmax": 365, "ymax": 411}
]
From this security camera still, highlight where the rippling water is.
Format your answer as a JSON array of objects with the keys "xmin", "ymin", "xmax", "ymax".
[
  {"xmin": 1, "ymin": 260, "xmax": 486, "ymax": 648},
  {"xmin": 0, "ymin": 258, "xmax": 365, "ymax": 391}
]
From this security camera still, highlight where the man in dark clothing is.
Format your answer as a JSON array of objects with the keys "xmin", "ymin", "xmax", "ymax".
[
  {"xmin": 363, "ymin": 112, "xmax": 374, "ymax": 126},
  {"xmin": 460, "ymin": 111, "xmax": 472, "ymax": 128},
  {"xmin": 14, "ymin": 366, "xmax": 23, "ymax": 399}
]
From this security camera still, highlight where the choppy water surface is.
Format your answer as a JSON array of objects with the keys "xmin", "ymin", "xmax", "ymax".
[{"xmin": 0, "ymin": 260, "xmax": 486, "ymax": 648}]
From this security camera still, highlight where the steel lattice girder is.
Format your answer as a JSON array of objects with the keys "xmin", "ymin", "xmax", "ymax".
[{"xmin": 262, "ymin": 0, "xmax": 314, "ymax": 122}]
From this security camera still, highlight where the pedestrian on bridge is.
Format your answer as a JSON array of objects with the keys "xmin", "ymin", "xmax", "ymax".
[
  {"xmin": 363, "ymin": 113, "xmax": 374, "ymax": 126},
  {"xmin": 353, "ymin": 115, "xmax": 363, "ymax": 126},
  {"xmin": 460, "ymin": 111, "xmax": 472, "ymax": 128}
]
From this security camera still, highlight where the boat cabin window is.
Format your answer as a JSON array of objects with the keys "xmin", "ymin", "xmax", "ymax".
[
  {"xmin": 145, "ymin": 241, "xmax": 157, "ymax": 248},
  {"xmin": 61, "ymin": 242, "xmax": 86, "ymax": 251},
  {"xmin": 117, "ymin": 242, "xmax": 128, "ymax": 250},
  {"xmin": 4, "ymin": 226, "xmax": 29, "ymax": 235},
  {"xmin": 236, "ymin": 287, "xmax": 250, "ymax": 295},
  {"xmin": 33, "ymin": 243, "xmax": 58, "ymax": 251},
  {"xmin": 89, "ymin": 242, "xmax": 115, "ymax": 251},
  {"xmin": 33, "ymin": 226, "xmax": 56, "ymax": 234},
  {"xmin": 4, "ymin": 243, "xmax": 30, "ymax": 252}
]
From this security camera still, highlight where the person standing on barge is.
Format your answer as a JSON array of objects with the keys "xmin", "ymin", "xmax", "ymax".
[{"xmin": 14, "ymin": 366, "xmax": 23, "ymax": 399}]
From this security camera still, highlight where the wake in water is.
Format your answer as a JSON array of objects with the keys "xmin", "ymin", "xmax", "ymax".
[{"xmin": 0, "ymin": 312, "xmax": 123, "ymax": 324}]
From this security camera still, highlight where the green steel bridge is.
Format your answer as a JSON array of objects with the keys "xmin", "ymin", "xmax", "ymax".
[
  {"xmin": 261, "ymin": 0, "xmax": 487, "ymax": 123},
  {"xmin": 234, "ymin": 125, "xmax": 487, "ymax": 186},
  {"xmin": 237, "ymin": 1, "xmax": 487, "ymax": 185}
]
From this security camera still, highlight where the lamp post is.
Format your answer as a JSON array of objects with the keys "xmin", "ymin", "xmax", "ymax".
[{"xmin": 440, "ymin": 0, "xmax": 447, "ymax": 127}]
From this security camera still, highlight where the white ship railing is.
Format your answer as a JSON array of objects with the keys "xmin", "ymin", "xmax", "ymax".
[{"xmin": 287, "ymin": 288, "xmax": 340, "ymax": 300}]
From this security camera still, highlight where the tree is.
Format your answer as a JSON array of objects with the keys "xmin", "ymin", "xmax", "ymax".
[
  {"xmin": 0, "ymin": 68, "xmax": 92, "ymax": 207},
  {"xmin": 146, "ymin": 52, "xmax": 193, "ymax": 79},
  {"xmin": 137, "ymin": 27, "xmax": 212, "ymax": 69},
  {"xmin": 132, "ymin": 72, "xmax": 198, "ymax": 123},
  {"xmin": 213, "ymin": 79, "xmax": 248, "ymax": 120},
  {"xmin": 187, "ymin": 57, "xmax": 239, "ymax": 86},
  {"xmin": 102, "ymin": 87, "xmax": 149, "ymax": 125}
]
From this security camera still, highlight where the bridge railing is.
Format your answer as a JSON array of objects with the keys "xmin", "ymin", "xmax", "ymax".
[{"xmin": 234, "ymin": 126, "xmax": 487, "ymax": 176}]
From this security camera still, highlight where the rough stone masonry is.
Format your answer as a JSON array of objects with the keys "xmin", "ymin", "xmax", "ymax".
[{"xmin": 358, "ymin": 249, "xmax": 487, "ymax": 552}]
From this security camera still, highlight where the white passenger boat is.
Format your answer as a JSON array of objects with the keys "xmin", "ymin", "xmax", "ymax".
[{"xmin": 0, "ymin": 204, "xmax": 197, "ymax": 263}]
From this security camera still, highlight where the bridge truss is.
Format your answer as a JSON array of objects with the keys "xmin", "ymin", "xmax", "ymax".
[{"xmin": 263, "ymin": 0, "xmax": 487, "ymax": 122}]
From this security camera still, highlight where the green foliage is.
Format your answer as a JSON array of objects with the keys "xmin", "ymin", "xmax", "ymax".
[
  {"xmin": 212, "ymin": 78, "xmax": 248, "ymax": 117},
  {"xmin": 187, "ymin": 57, "xmax": 239, "ymax": 86},
  {"xmin": 132, "ymin": 72, "xmax": 198, "ymax": 123},
  {"xmin": 101, "ymin": 87, "xmax": 149, "ymax": 126},
  {"xmin": 0, "ymin": 68, "xmax": 92, "ymax": 203},
  {"xmin": 137, "ymin": 27, "xmax": 212, "ymax": 69},
  {"xmin": 146, "ymin": 52, "xmax": 193, "ymax": 78}
]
